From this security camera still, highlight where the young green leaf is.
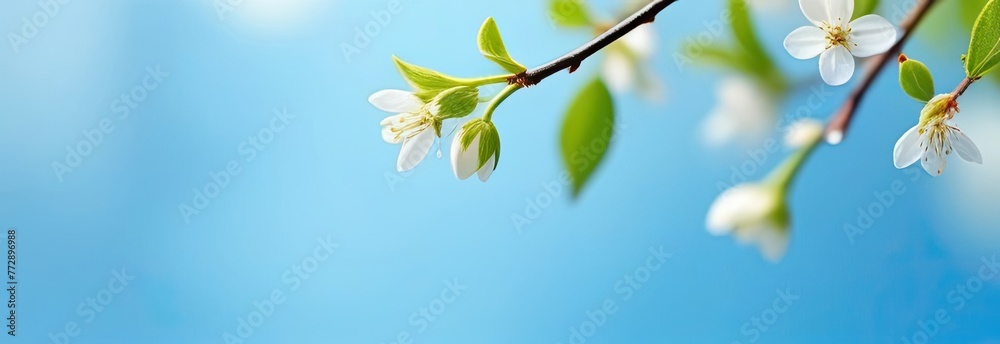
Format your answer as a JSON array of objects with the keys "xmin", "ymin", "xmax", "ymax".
[
  {"xmin": 478, "ymin": 18, "xmax": 527, "ymax": 74},
  {"xmin": 854, "ymin": 0, "xmax": 880, "ymax": 20},
  {"xmin": 966, "ymin": 0, "xmax": 1000, "ymax": 78},
  {"xmin": 899, "ymin": 56, "xmax": 935, "ymax": 103},
  {"xmin": 549, "ymin": 0, "xmax": 590, "ymax": 28},
  {"xmin": 560, "ymin": 78, "xmax": 614, "ymax": 198},
  {"xmin": 728, "ymin": 0, "xmax": 785, "ymax": 93},
  {"xmin": 392, "ymin": 56, "xmax": 466, "ymax": 99}
]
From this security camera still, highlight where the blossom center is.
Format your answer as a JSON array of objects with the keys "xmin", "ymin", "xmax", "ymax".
[{"xmin": 821, "ymin": 21, "xmax": 852, "ymax": 50}]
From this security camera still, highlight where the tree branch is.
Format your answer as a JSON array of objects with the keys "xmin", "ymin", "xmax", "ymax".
[
  {"xmin": 508, "ymin": 0, "xmax": 680, "ymax": 87},
  {"xmin": 824, "ymin": 0, "xmax": 938, "ymax": 145}
]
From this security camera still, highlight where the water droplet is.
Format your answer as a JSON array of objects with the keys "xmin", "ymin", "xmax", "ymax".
[{"xmin": 436, "ymin": 148, "xmax": 443, "ymax": 159}]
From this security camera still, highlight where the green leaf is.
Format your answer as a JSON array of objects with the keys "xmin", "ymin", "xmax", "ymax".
[
  {"xmin": 560, "ymin": 78, "xmax": 614, "ymax": 198},
  {"xmin": 854, "ymin": 0, "xmax": 880, "ymax": 19},
  {"xmin": 549, "ymin": 0, "xmax": 590, "ymax": 28},
  {"xmin": 477, "ymin": 18, "xmax": 527, "ymax": 74},
  {"xmin": 728, "ymin": 0, "xmax": 786, "ymax": 93},
  {"xmin": 966, "ymin": 0, "xmax": 1000, "ymax": 78},
  {"xmin": 392, "ymin": 56, "xmax": 465, "ymax": 99},
  {"xmin": 899, "ymin": 57, "xmax": 935, "ymax": 103}
]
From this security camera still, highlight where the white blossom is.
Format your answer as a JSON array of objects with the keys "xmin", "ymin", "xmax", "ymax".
[{"xmin": 783, "ymin": 0, "xmax": 896, "ymax": 86}]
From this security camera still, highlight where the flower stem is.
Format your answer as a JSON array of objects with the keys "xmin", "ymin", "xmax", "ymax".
[
  {"xmin": 768, "ymin": 139, "xmax": 822, "ymax": 193},
  {"xmin": 483, "ymin": 84, "xmax": 521, "ymax": 123},
  {"xmin": 950, "ymin": 77, "xmax": 976, "ymax": 100}
]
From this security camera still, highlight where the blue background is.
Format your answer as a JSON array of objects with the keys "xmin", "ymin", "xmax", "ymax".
[{"xmin": 2, "ymin": 0, "xmax": 999, "ymax": 343}]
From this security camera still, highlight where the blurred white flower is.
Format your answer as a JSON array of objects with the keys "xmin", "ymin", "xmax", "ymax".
[
  {"xmin": 451, "ymin": 119, "xmax": 500, "ymax": 182},
  {"xmin": 893, "ymin": 94, "xmax": 982, "ymax": 176},
  {"xmin": 602, "ymin": 24, "xmax": 663, "ymax": 101},
  {"xmin": 701, "ymin": 77, "xmax": 775, "ymax": 147},
  {"xmin": 785, "ymin": 119, "xmax": 824, "ymax": 148},
  {"xmin": 707, "ymin": 184, "xmax": 790, "ymax": 262},
  {"xmin": 783, "ymin": 0, "xmax": 896, "ymax": 86},
  {"xmin": 369, "ymin": 89, "xmax": 441, "ymax": 172}
]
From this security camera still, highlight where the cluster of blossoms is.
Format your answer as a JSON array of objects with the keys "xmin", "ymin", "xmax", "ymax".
[
  {"xmin": 369, "ymin": 0, "xmax": 994, "ymax": 263},
  {"xmin": 370, "ymin": 18, "xmax": 525, "ymax": 182},
  {"xmin": 369, "ymin": 71, "xmax": 506, "ymax": 182},
  {"xmin": 708, "ymin": 0, "xmax": 987, "ymax": 261}
]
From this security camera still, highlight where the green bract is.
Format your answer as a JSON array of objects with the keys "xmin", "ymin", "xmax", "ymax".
[
  {"xmin": 899, "ymin": 56, "xmax": 935, "ymax": 103},
  {"xmin": 549, "ymin": 0, "xmax": 590, "ymax": 28},
  {"xmin": 431, "ymin": 86, "xmax": 480, "ymax": 120},
  {"xmin": 392, "ymin": 56, "xmax": 467, "ymax": 100},
  {"xmin": 478, "ymin": 17, "xmax": 527, "ymax": 74},
  {"xmin": 966, "ymin": 0, "xmax": 1000, "ymax": 78},
  {"xmin": 560, "ymin": 78, "xmax": 614, "ymax": 198},
  {"xmin": 460, "ymin": 119, "xmax": 501, "ymax": 170}
]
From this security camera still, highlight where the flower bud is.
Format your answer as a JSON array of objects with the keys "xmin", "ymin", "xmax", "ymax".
[
  {"xmin": 430, "ymin": 86, "xmax": 480, "ymax": 120},
  {"xmin": 451, "ymin": 119, "xmax": 501, "ymax": 182}
]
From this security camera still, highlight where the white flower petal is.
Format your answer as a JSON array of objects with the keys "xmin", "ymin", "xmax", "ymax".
[
  {"xmin": 450, "ymin": 130, "xmax": 481, "ymax": 180},
  {"xmin": 893, "ymin": 125, "xmax": 923, "ymax": 169},
  {"xmin": 950, "ymin": 127, "xmax": 983, "ymax": 164},
  {"xmin": 920, "ymin": 142, "xmax": 947, "ymax": 176},
  {"xmin": 622, "ymin": 24, "xmax": 656, "ymax": 59},
  {"xmin": 818, "ymin": 45, "xmax": 855, "ymax": 86},
  {"xmin": 751, "ymin": 224, "xmax": 789, "ymax": 262},
  {"xmin": 800, "ymin": 0, "xmax": 852, "ymax": 26},
  {"xmin": 602, "ymin": 52, "xmax": 635, "ymax": 94},
  {"xmin": 396, "ymin": 129, "xmax": 436, "ymax": 172},
  {"xmin": 369, "ymin": 89, "xmax": 423, "ymax": 113},
  {"xmin": 477, "ymin": 154, "xmax": 496, "ymax": 182},
  {"xmin": 381, "ymin": 126, "xmax": 401, "ymax": 144},
  {"xmin": 379, "ymin": 113, "xmax": 404, "ymax": 127},
  {"xmin": 849, "ymin": 15, "xmax": 897, "ymax": 57},
  {"xmin": 784, "ymin": 26, "xmax": 828, "ymax": 60}
]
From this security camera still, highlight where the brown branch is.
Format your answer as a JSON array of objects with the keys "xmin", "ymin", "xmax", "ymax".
[
  {"xmin": 508, "ymin": 0, "xmax": 680, "ymax": 87},
  {"xmin": 824, "ymin": 0, "xmax": 938, "ymax": 145}
]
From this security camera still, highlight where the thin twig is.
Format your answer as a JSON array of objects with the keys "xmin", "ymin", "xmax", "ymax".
[
  {"xmin": 508, "ymin": 0, "xmax": 680, "ymax": 87},
  {"xmin": 950, "ymin": 76, "xmax": 975, "ymax": 99},
  {"xmin": 824, "ymin": 0, "xmax": 938, "ymax": 145}
]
